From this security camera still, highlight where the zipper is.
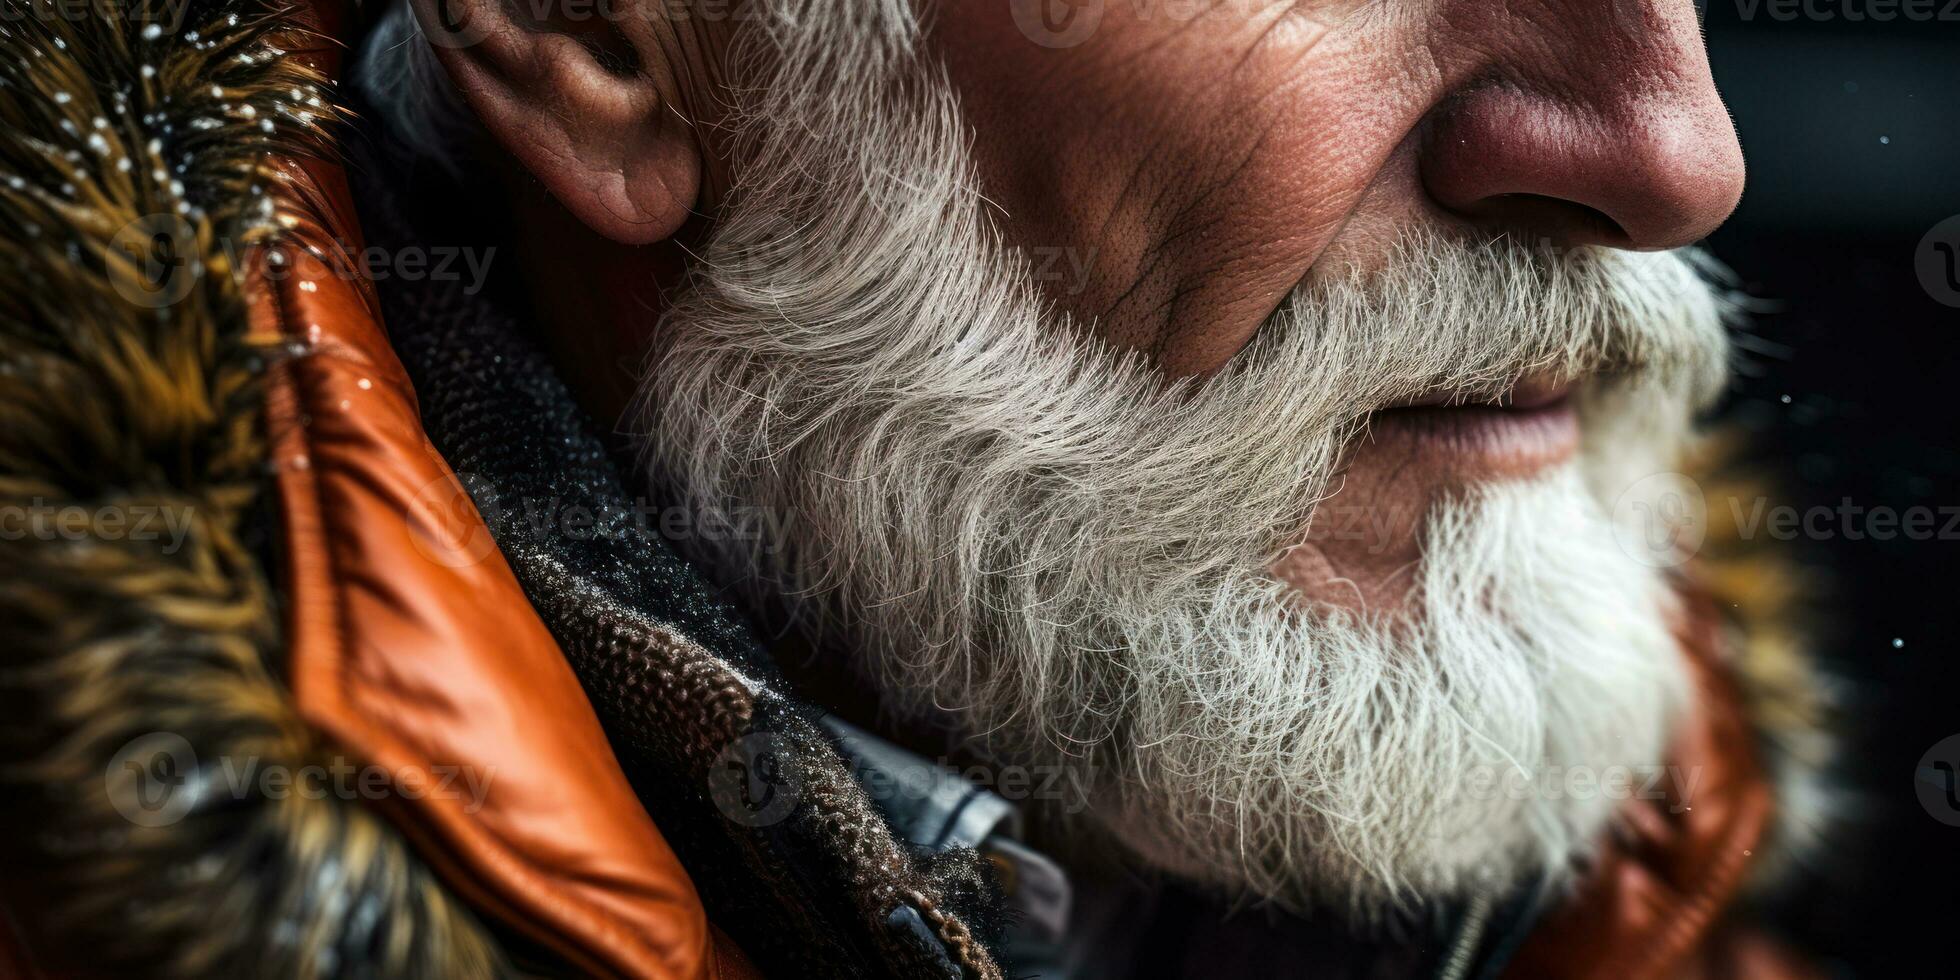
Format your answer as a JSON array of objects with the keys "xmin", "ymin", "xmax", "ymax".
[{"xmin": 1437, "ymin": 893, "xmax": 1495, "ymax": 980}]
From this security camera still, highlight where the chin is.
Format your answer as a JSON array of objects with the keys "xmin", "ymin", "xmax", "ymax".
[{"xmin": 1087, "ymin": 464, "xmax": 1691, "ymax": 920}]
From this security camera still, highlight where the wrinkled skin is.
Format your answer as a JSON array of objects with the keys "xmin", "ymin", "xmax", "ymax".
[
  {"xmin": 928, "ymin": 0, "xmax": 1743, "ymax": 604},
  {"xmin": 936, "ymin": 1, "xmax": 1742, "ymax": 368},
  {"xmin": 423, "ymin": 0, "xmax": 1743, "ymax": 607}
]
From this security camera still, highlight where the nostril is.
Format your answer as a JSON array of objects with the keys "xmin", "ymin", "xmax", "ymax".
[{"xmin": 1463, "ymin": 193, "xmax": 1634, "ymax": 250}]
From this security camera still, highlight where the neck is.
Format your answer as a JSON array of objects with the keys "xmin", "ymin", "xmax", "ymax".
[{"xmin": 499, "ymin": 171, "xmax": 706, "ymax": 432}]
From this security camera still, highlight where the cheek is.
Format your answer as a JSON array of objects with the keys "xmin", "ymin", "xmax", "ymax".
[{"xmin": 929, "ymin": 3, "xmax": 1432, "ymax": 375}]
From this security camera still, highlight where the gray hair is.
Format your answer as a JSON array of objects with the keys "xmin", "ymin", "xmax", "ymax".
[{"xmin": 352, "ymin": 1, "xmax": 479, "ymax": 169}]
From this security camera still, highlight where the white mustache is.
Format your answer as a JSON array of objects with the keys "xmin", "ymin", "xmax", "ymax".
[{"xmin": 1245, "ymin": 229, "xmax": 1733, "ymax": 436}]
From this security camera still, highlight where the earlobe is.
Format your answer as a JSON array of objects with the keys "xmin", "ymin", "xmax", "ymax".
[{"xmin": 408, "ymin": 0, "xmax": 703, "ymax": 244}]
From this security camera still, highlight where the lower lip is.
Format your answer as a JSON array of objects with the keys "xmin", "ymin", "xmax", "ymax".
[{"xmin": 1366, "ymin": 396, "xmax": 1581, "ymax": 476}]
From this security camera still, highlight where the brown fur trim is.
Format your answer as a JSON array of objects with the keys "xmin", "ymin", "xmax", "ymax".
[
  {"xmin": 0, "ymin": 2, "xmax": 509, "ymax": 975},
  {"xmin": 1690, "ymin": 432, "xmax": 1838, "ymax": 881}
]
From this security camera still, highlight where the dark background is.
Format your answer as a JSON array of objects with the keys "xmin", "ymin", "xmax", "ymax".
[{"xmin": 1703, "ymin": 3, "xmax": 1959, "ymax": 975}]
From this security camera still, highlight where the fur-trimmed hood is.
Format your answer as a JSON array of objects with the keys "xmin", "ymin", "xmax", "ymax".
[{"xmin": 0, "ymin": 1, "xmax": 509, "ymax": 975}]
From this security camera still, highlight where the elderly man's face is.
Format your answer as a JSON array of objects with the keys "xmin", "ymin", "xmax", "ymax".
[
  {"xmin": 927, "ymin": 0, "xmax": 1742, "ymax": 604},
  {"xmin": 410, "ymin": 0, "xmax": 1743, "ymax": 914}
]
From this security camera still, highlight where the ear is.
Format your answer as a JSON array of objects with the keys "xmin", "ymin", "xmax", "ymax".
[{"xmin": 407, "ymin": 0, "xmax": 702, "ymax": 244}]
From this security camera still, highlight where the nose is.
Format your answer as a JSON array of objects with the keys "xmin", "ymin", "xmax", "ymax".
[{"xmin": 1419, "ymin": 8, "xmax": 1745, "ymax": 251}]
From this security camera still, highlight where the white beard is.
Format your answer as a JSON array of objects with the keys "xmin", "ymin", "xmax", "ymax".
[
  {"xmin": 632, "ymin": 0, "xmax": 1732, "ymax": 918},
  {"xmin": 1090, "ymin": 471, "xmax": 1692, "ymax": 916}
]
